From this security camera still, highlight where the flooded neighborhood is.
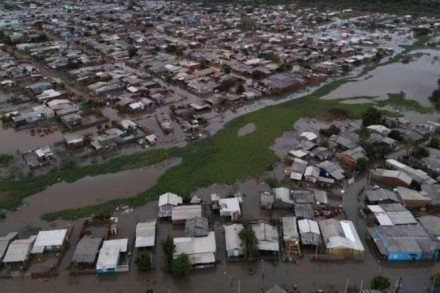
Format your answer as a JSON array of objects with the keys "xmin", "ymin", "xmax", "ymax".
[{"xmin": 1, "ymin": 0, "xmax": 440, "ymax": 293}]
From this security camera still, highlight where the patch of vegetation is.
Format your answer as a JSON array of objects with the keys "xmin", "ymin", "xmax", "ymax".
[
  {"xmin": 428, "ymin": 137, "xmax": 440, "ymax": 150},
  {"xmin": 0, "ymin": 154, "xmax": 13, "ymax": 167},
  {"xmin": 171, "ymin": 254, "xmax": 192, "ymax": 277},
  {"xmin": 388, "ymin": 130, "xmax": 404, "ymax": 142},
  {"xmin": 354, "ymin": 158, "xmax": 367, "ymax": 172},
  {"xmin": 239, "ymin": 226, "xmax": 259, "ymax": 259},
  {"xmin": 369, "ymin": 275, "xmax": 391, "ymax": 290},
  {"xmin": 376, "ymin": 93, "xmax": 433, "ymax": 114},
  {"xmin": 135, "ymin": 252, "xmax": 153, "ymax": 271},
  {"xmin": 161, "ymin": 236, "xmax": 175, "ymax": 273},
  {"xmin": 319, "ymin": 125, "xmax": 340, "ymax": 138},
  {"xmin": 362, "ymin": 107, "xmax": 382, "ymax": 127}
]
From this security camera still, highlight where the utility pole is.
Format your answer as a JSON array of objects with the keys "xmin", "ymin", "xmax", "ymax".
[
  {"xmin": 261, "ymin": 259, "xmax": 265, "ymax": 291},
  {"xmin": 431, "ymin": 275, "xmax": 436, "ymax": 293},
  {"xmin": 359, "ymin": 279, "xmax": 363, "ymax": 293},
  {"xmin": 238, "ymin": 279, "xmax": 241, "ymax": 293}
]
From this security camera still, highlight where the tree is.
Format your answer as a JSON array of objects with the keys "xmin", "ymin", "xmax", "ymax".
[
  {"xmin": 251, "ymin": 70, "xmax": 266, "ymax": 80},
  {"xmin": 236, "ymin": 83, "xmax": 245, "ymax": 95},
  {"xmin": 319, "ymin": 125, "xmax": 340, "ymax": 137},
  {"xmin": 357, "ymin": 127, "xmax": 370, "ymax": 142},
  {"xmin": 239, "ymin": 227, "xmax": 259, "ymax": 259},
  {"xmin": 217, "ymin": 80, "xmax": 234, "ymax": 92},
  {"xmin": 428, "ymin": 137, "xmax": 440, "ymax": 150},
  {"xmin": 354, "ymin": 158, "xmax": 367, "ymax": 172},
  {"xmin": 135, "ymin": 252, "xmax": 152, "ymax": 271},
  {"xmin": 389, "ymin": 130, "xmax": 404, "ymax": 142},
  {"xmin": 369, "ymin": 276, "xmax": 391, "ymax": 290},
  {"xmin": 172, "ymin": 254, "xmax": 192, "ymax": 277},
  {"xmin": 362, "ymin": 108, "xmax": 382, "ymax": 127},
  {"xmin": 161, "ymin": 236, "xmax": 175, "ymax": 272},
  {"xmin": 128, "ymin": 46, "xmax": 138, "ymax": 58}
]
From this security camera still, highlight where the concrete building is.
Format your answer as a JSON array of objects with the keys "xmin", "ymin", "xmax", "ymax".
[
  {"xmin": 96, "ymin": 239, "xmax": 128, "ymax": 274},
  {"xmin": 218, "ymin": 198, "xmax": 241, "ymax": 219}
]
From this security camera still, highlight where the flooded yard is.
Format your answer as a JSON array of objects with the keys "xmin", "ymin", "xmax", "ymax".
[{"xmin": 322, "ymin": 49, "xmax": 440, "ymax": 106}]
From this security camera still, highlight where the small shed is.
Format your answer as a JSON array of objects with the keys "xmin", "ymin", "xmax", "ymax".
[{"xmin": 219, "ymin": 198, "xmax": 241, "ymax": 219}]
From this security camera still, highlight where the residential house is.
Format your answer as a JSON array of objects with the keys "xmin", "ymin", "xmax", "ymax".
[
  {"xmin": 158, "ymin": 192, "xmax": 183, "ymax": 218},
  {"xmin": 171, "ymin": 205, "xmax": 202, "ymax": 224},
  {"xmin": 174, "ymin": 231, "xmax": 217, "ymax": 268},
  {"xmin": 224, "ymin": 223, "xmax": 244, "ymax": 258},
  {"xmin": 319, "ymin": 219, "xmax": 365, "ymax": 258},
  {"xmin": 252, "ymin": 222, "xmax": 280, "ymax": 253},
  {"xmin": 31, "ymin": 229, "xmax": 68, "ymax": 254}
]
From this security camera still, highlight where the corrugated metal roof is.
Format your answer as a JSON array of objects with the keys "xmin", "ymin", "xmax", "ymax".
[
  {"xmin": 72, "ymin": 236, "xmax": 102, "ymax": 263},
  {"xmin": 135, "ymin": 221, "xmax": 156, "ymax": 248}
]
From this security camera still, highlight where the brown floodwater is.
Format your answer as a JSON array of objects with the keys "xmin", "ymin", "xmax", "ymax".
[
  {"xmin": 0, "ymin": 177, "xmax": 438, "ymax": 293},
  {"xmin": 322, "ymin": 49, "xmax": 440, "ymax": 106},
  {"xmin": 0, "ymin": 157, "xmax": 181, "ymax": 234},
  {"xmin": 0, "ymin": 123, "xmax": 64, "ymax": 154}
]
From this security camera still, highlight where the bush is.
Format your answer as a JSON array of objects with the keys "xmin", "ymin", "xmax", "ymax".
[
  {"xmin": 388, "ymin": 130, "xmax": 404, "ymax": 142},
  {"xmin": 135, "ymin": 252, "xmax": 152, "ymax": 271},
  {"xmin": 172, "ymin": 254, "xmax": 192, "ymax": 277},
  {"xmin": 161, "ymin": 236, "xmax": 175, "ymax": 273},
  {"xmin": 362, "ymin": 108, "xmax": 382, "ymax": 127},
  {"xmin": 319, "ymin": 125, "xmax": 340, "ymax": 137},
  {"xmin": 239, "ymin": 226, "xmax": 259, "ymax": 259},
  {"xmin": 0, "ymin": 154, "xmax": 13, "ymax": 167},
  {"xmin": 370, "ymin": 276, "xmax": 391, "ymax": 290},
  {"xmin": 354, "ymin": 158, "xmax": 367, "ymax": 172},
  {"xmin": 428, "ymin": 137, "xmax": 440, "ymax": 150}
]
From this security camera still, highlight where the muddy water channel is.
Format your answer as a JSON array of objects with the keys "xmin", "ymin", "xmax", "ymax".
[
  {"xmin": 0, "ymin": 157, "xmax": 181, "ymax": 234},
  {"xmin": 322, "ymin": 49, "xmax": 440, "ymax": 106}
]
